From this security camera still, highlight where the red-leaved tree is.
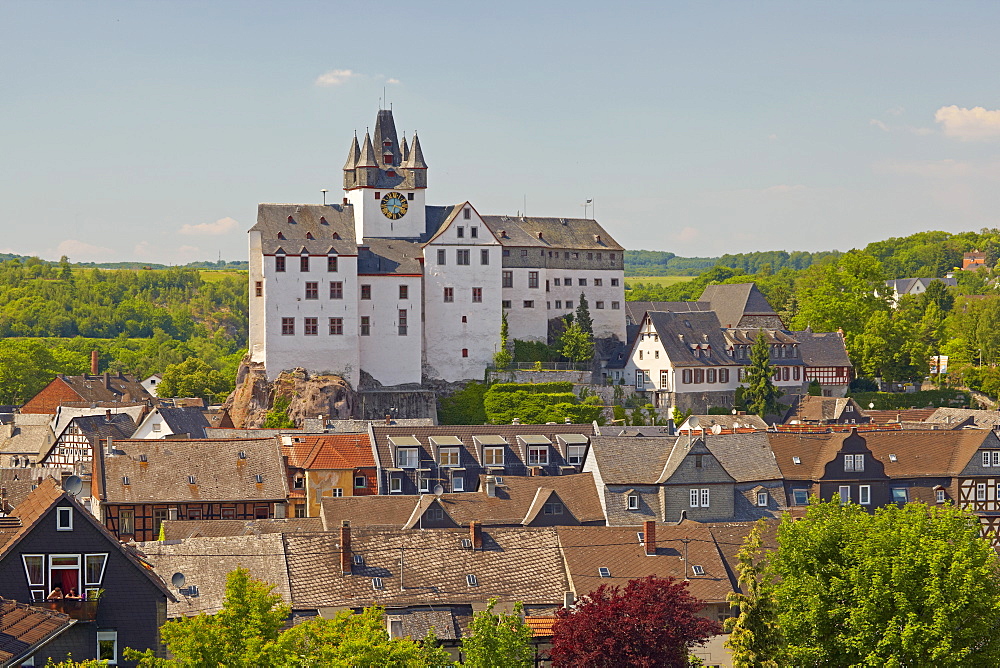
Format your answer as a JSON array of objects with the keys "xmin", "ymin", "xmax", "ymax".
[{"xmin": 550, "ymin": 576, "xmax": 720, "ymax": 667}]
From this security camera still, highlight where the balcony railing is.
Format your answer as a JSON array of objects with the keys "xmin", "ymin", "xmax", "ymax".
[{"xmin": 34, "ymin": 599, "xmax": 99, "ymax": 621}]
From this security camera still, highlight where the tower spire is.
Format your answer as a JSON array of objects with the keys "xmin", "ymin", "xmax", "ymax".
[
  {"xmin": 358, "ymin": 132, "xmax": 378, "ymax": 168},
  {"xmin": 343, "ymin": 133, "xmax": 361, "ymax": 170},
  {"xmin": 403, "ymin": 132, "xmax": 427, "ymax": 170}
]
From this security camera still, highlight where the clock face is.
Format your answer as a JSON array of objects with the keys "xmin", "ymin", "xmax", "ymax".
[{"xmin": 380, "ymin": 192, "xmax": 408, "ymax": 220}]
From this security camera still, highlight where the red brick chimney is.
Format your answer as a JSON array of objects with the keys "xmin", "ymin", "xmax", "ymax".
[
  {"xmin": 340, "ymin": 520, "xmax": 352, "ymax": 575},
  {"xmin": 103, "ymin": 372, "xmax": 111, "ymax": 390},
  {"xmin": 470, "ymin": 520, "xmax": 483, "ymax": 550},
  {"xmin": 90, "ymin": 350, "xmax": 99, "ymax": 375},
  {"xmin": 643, "ymin": 520, "xmax": 656, "ymax": 556}
]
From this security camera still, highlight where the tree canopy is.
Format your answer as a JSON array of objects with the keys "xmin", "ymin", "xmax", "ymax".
[
  {"xmin": 741, "ymin": 331, "xmax": 783, "ymax": 417},
  {"xmin": 727, "ymin": 501, "xmax": 1000, "ymax": 667},
  {"xmin": 551, "ymin": 576, "xmax": 719, "ymax": 667},
  {"xmin": 461, "ymin": 598, "xmax": 534, "ymax": 667}
]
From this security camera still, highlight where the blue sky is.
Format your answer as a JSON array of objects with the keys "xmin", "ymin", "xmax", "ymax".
[{"xmin": 3, "ymin": 1, "xmax": 1000, "ymax": 263}]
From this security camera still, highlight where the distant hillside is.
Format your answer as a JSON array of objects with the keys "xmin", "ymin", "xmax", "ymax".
[
  {"xmin": 625, "ymin": 249, "xmax": 839, "ymax": 276},
  {"xmin": 0, "ymin": 251, "xmax": 247, "ymax": 271}
]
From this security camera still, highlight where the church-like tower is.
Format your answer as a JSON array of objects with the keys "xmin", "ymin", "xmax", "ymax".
[{"xmin": 343, "ymin": 110, "xmax": 427, "ymax": 239}]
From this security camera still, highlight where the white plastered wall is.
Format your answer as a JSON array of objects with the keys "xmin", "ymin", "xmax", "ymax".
[
  {"xmin": 358, "ymin": 275, "xmax": 423, "ymax": 385},
  {"xmin": 346, "ymin": 188, "xmax": 426, "ymax": 240}
]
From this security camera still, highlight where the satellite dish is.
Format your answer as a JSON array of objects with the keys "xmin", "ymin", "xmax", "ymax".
[
  {"xmin": 171, "ymin": 572, "xmax": 186, "ymax": 589},
  {"xmin": 711, "ymin": 424, "xmax": 722, "ymax": 435},
  {"xmin": 687, "ymin": 416, "xmax": 701, "ymax": 430},
  {"xmin": 433, "ymin": 484, "xmax": 444, "ymax": 497},
  {"xmin": 62, "ymin": 476, "xmax": 83, "ymax": 496}
]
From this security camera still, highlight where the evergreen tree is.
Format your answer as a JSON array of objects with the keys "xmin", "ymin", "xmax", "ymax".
[
  {"xmin": 493, "ymin": 310, "xmax": 512, "ymax": 370},
  {"xmin": 725, "ymin": 521, "xmax": 779, "ymax": 667},
  {"xmin": 575, "ymin": 293, "xmax": 593, "ymax": 335},
  {"xmin": 742, "ymin": 330, "xmax": 782, "ymax": 417}
]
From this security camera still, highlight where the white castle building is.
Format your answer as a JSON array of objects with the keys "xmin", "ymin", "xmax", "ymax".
[{"xmin": 248, "ymin": 109, "xmax": 626, "ymax": 387}]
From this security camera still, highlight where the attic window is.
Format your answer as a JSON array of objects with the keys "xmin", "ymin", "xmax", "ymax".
[
  {"xmin": 692, "ymin": 565, "xmax": 705, "ymax": 576},
  {"xmin": 306, "ymin": 232, "xmax": 314, "ymax": 239},
  {"xmin": 636, "ymin": 532, "xmax": 644, "ymax": 544},
  {"xmin": 255, "ymin": 474, "xmax": 264, "ymax": 484},
  {"xmin": 598, "ymin": 567, "xmax": 611, "ymax": 578},
  {"xmin": 461, "ymin": 538, "xmax": 473, "ymax": 549},
  {"xmin": 238, "ymin": 451, "xmax": 247, "ymax": 460},
  {"xmin": 320, "ymin": 217, "xmax": 327, "ymax": 225},
  {"xmin": 466, "ymin": 574, "xmax": 479, "ymax": 587},
  {"xmin": 287, "ymin": 216, "xmax": 293, "ymax": 223},
  {"xmin": 372, "ymin": 577, "xmax": 384, "ymax": 590},
  {"xmin": 792, "ymin": 456, "xmax": 802, "ymax": 465},
  {"xmin": 353, "ymin": 554, "xmax": 365, "ymax": 566},
  {"xmin": 138, "ymin": 454, "xmax": 147, "ymax": 462},
  {"xmin": 888, "ymin": 454, "xmax": 898, "ymax": 462},
  {"xmin": 277, "ymin": 232, "xmax": 285, "ymax": 239},
  {"xmin": 188, "ymin": 475, "xmax": 196, "ymax": 485},
  {"xmin": 122, "ymin": 476, "xmax": 130, "ymax": 485}
]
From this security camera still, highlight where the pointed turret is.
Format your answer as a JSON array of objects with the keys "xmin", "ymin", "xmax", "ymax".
[
  {"xmin": 403, "ymin": 132, "xmax": 427, "ymax": 188},
  {"xmin": 343, "ymin": 134, "xmax": 361, "ymax": 170},
  {"xmin": 400, "ymin": 134, "xmax": 410, "ymax": 163},
  {"xmin": 373, "ymin": 109, "xmax": 401, "ymax": 168},
  {"xmin": 358, "ymin": 132, "xmax": 378, "ymax": 167}
]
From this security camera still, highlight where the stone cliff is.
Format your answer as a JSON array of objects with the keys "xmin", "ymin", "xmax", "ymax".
[{"xmin": 223, "ymin": 360, "xmax": 359, "ymax": 428}]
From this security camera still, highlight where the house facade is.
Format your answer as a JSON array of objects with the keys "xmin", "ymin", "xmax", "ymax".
[
  {"xmin": 280, "ymin": 433, "xmax": 377, "ymax": 518},
  {"xmin": 247, "ymin": 108, "xmax": 626, "ymax": 387}
]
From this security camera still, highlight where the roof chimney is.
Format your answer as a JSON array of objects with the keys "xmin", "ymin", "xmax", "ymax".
[
  {"xmin": 105, "ymin": 409, "xmax": 112, "ymax": 423},
  {"xmin": 470, "ymin": 520, "xmax": 483, "ymax": 550},
  {"xmin": 385, "ymin": 414, "xmax": 392, "ymax": 426},
  {"xmin": 537, "ymin": 231, "xmax": 544, "ymax": 239},
  {"xmin": 485, "ymin": 476, "xmax": 497, "ymax": 498},
  {"xmin": 90, "ymin": 350, "xmax": 99, "ymax": 375},
  {"xmin": 103, "ymin": 372, "xmax": 111, "ymax": 390},
  {"xmin": 643, "ymin": 520, "xmax": 656, "ymax": 556},
  {"xmin": 340, "ymin": 520, "xmax": 352, "ymax": 575},
  {"xmin": 106, "ymin": 437, "xmax": 114, "ymax": 455}
]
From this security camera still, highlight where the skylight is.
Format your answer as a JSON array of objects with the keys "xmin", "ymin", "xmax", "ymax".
[
  {"xmin": 598, "ymin": 567, "xmax": 611, "ymax": 578},
  {"xmin": 692, "ymin": 565, "xmax": 705, "ymax": 576},
  {"xmin": 353, "ymin": 555, "xmax": 365, "ymax": 566},
  {"xmin": 372, "ymin": 578, "xmax": 384, "ymax": 590},
  {"xmin": 187, "ymin": 475, "xmax": 196, "ymax": 484},
  {"xmin": 889, "ymin": 454, "xmax": 898, "ymax": 462},
  {"xmin": 461, "ymin": 538, "xmax": 473, "ymax": 549},
  {"xmin": 466, "ymin": 574, "xmax": 479, "ymax": 587},
  {"xmin": 792, "ymin": 456, "xmax": 802, "ymax": 465},
  {"xmin": 636, "ymin": 532, "xmax": 645, "ymax": 544}
]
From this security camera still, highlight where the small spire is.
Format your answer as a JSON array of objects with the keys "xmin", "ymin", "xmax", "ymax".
[
  {"xmin": 400, "ymin": 133, "xmax": 410, "ymax": 163},
  {"xmin": 358, "ymin": 132, "xmax": 378, "ymax": 168},
  {"xmin": 403, "ymin": 132, "xmax": 427, "ymax": 169},
  {"xmin": 343, "ymin": 134, "xmax": 361, "ymax": 170}
]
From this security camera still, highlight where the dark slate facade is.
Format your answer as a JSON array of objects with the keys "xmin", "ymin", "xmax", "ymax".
[{"xmin": 0, "ymin": 494, "xmax": 171, "ymax": 666}]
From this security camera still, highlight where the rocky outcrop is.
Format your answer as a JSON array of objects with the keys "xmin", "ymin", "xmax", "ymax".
[{"xmin": 223, "ymin": 360, "xmax": 359, "ymax": 428}]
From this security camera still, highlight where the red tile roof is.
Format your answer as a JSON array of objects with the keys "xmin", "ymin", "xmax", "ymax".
[
  {"xmin": 281, "ymin": 434, "xmax": 374, "ymax": 470},
  {"xmin": 525, "ymin": 616, "xmax": 556, "ymax": 636}
]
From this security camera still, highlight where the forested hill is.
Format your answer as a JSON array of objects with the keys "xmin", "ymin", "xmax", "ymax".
[{"xmin": 625, "ymin": 249, "xmax": 840, "ymax": 276}]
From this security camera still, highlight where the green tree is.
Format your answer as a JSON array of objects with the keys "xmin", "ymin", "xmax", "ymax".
[
  {"xmin": 438, "ymin": 382, "xmax": 487, "ymax": 425},
  {"xmin": 263, "ymin": 396, "xmax": 296, "ymax": 429},
  {"xmin": 807, "ymin": 379, "xmax": 822, "ymax": 396},
  {"xmin": 461, "ymin": 598, "xmax": 534, "ymax": 668},
  {"xmin": 575, "ymin": 293, "xmax": 593, "ymax": 335},
  {"xmin": 731, "ymin": 500, "xmax": 1000, "ymax": 667},
  {"xmin": 493, "ymin": 310, "xmax": 513, "ymax": 370},
  {"xmin": 559, "ymin": 319, "xmax": 593, "ymax": 365},
  {"xmin": 156, "ymin": 357, "xmax": 232, "ymax": 402},
  {"xmin": 724, "ymin": 521, "xmax": 779, "ymax": 667},
  {"xmin": 742, "ymin": 331, "xmax": 782, "ymax": 417},
  {"xmin": 671, "ymin": 406, "xmax": 693, "ymax": 427}
]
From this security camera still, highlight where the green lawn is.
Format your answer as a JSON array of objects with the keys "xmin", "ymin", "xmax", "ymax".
[
  {"xmin": 624, "ymin": 275, "xmax": 694, "ymax": 288},
  {"xmin": 199, "ymin": 269, "xmax": 248, "ymax": 282}
]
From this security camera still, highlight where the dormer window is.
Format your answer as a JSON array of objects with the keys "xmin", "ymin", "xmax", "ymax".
[
  {"xmin": 383, "ymin": 154, "xmax": 393, "ymax": 165},
  {"xmin": 306, "ymin": 232, "xmax": 314, "ymax": 240}
]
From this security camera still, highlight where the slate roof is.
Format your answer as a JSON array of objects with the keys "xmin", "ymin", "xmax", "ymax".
[
  {"xmin": 160, "ymin": 518, "xmax": 323, "ymax": 541},
  {"xmin": 865, "ymin": 409, "xmax": 937, "ymax": 425},
  {"xmin": 0, "ymin": 479, "xmax": 176, "ymax": 600},
  {"xmin": 369, "ymin": 424, "xmax": 595, "ymax": 477},
  {"xmin": 646, "ymin": 311, "xmax": 736, "ymax": 368},
  {"xmin": 285, "ymin": 527, "xmax": 568, "ymax": 608},
  {"xmin": 0, "ymin": 469, "xmax": 51, "ymax": 512},
  {"xmin": 886, "ymin": 277, "xmax": 957, "ymax": 295},
  {"xmin": 388, "ymin": 608, "xmax": 460, "ymax": 640},
  {"xmin": 557, "ymin": 525, "xmax": 733, "ymax": 604},
  {"xmin": 97, "ymin": 438, "xmax": 288, "ymax": 504},
  {"xmin": 0, "ymin": 423, "xmax": 54, "ymax": 459},
  {"xmin": 680, "ymin": 415, "xmax": 768, "ymax": 431},
  {"xmin": 768, "ymin": 429, "xmax": 993, "ymax": 480},
  {"xmin": 700, "ymin": 432, "xmax": 783, "ymax": 483},
  {"xmin": 586, "ymin": 436, "xmax": 673, "ymax": 485},
  {"xmin": 790, "ymin": 330, "xmax": 853, "ymax": 368},
  {"xmin": 699, "ymin": 283, "xmax": 784, "ymax": 329},
  {"xmin": 784, "ymin": 396, "xmax": 865, "ymax": 423},
  {"xmin": 39, "ymin": 413, "xmax": 136, "ymax": 461},
  {"xmin": 623, "ymin": 301, "xmax": 712, "ymax": 326},
  {"xmin": 0, "ymin": 597, "xmax": 73, "ymax": 666},
  {"xmin": 50, "ymin": 405, "xmax": 148, "ymax": 442},
  {"xmin": 926, "ymin": 408, "xmax": 1000, "ymax": 429},
  {"xmin": 480, "ymin": 216, "xmax": 624, "ymax": 251},
  {"xmin": 137, "ymin": 534, "xmax": 291, "ymax": 617},
  {"xmin": 320, "ymin": 473, "xmax": 604, "ymax": 529},
  {"xmin": 357, "ymin": 238, "xmax": 423, "ymax": 275},
  {"xmin": 253, "ymin": 203, "xmax": 357, "ymax": 256},
  {"xmin": 56, "ymin": 374, "xmax": 152, "ymax": 405},
  {"xmin": 147, "ymin": 407, "xmax": 211, "ymax": 438},
  {"xmin": 281, "ymin": 433, "xmax": 374, "ymax": 470}
]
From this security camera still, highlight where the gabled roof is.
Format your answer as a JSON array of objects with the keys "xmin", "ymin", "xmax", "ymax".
[
  {"xmin": 699, "ymin": 283, "xmax": 783, "ymax": 329},
  {"xmin": 97, "ymin": 438, "xmax": 288, "ymax": 504},
  {"xmin": 926, "ymin": 408, "xmax": 1000, "ymax": 429},
  {"xmin": 146, "ymin": 407, "xmax": 211, "ymax": 439},
  {"xmin": 587, "ymin": 436, "xmax": 673, "ymax": 485},
  {"xmin": 281, "ymin": 433, "xmax": 374, "ymax": 470},
  {"xmin": 644, "ymin": 311, "xmax": 735, "ymax": 368},
  {"xmin": 21, "ymin": 374, "xmax": 153, "ymax": 414},
  {"xmin": 160, "ymin": 518, "xmax": 323, "ymax": 541},
  {"xmin": 253, "ymin": 204, "xmax": 357, "ymax": 256},
  {"xmin": 885, "ymin": 277, "xmax": 957, "ymax": 294},
  {"xmin": 701, "ymin": 432, "xmax": 783, "ymax": 483},
  {"xmin": 0, "ymin": 480, "xmax": 175, "ymax": 601},
  {"xmin": 785, "ymin": 396, "xmax": 865, "ymax": 423},
  {"xmin": 624, "ymin": 301, "xmax": 712, "ymax": 326},
  {"xmin": 790, "ymin": 330, "xmax": 853, "ymax": 368},
  {"xmin": 285, "ymin": 527, "xmax": 568, "ymax": 608},
  {"xmin": 0, "ymin": 423, "xmax": 54, "ymax": 458},
  {"xmin": 40, "ymin": 413, "xmax": 136, "ymax": 461},
  {"xmin": 480, "ymin": 216, "xmax": 624, "ymax": 251},
  {"xmin": 0, "ymin": 597, "xmax": 74, "ymax": 666},
  {"xmin": 557, "ymin": 525, "xmax": 733, "ymax": 604}
]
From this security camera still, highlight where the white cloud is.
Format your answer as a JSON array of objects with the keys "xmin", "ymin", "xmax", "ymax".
[
  {"xmin": 870, "ymin": 119, "xmax": 890, "ymax": 132},
  {"xmin": 55, "ymin": 239, "xmax": 113, "ymax": 262},
  {"xmin": 870, "ymin": 118, "xmax": 932, "ymax": 135},
  {"xmin": 386, "ymin": 78, "xmax": 401, "ymax": 85},
  {"xmin": 315, "ymin": 69, "xmax": 359, "ymax": 87},
  {"xmin": 672, "ymin": 226, "xmax": 698, "ymax": 242},
  {"xmin": 935, "ymin": 105, "xmax": 1000, "ymax": 141},
  {"xmin": 179, "ymin": 216, "xmax": 239, "ymax": 236}
]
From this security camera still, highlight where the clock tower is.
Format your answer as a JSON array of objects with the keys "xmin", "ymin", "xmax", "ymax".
[{"xmin": 343, "ymin": 109, "xmax": 427, "ymax": 239}]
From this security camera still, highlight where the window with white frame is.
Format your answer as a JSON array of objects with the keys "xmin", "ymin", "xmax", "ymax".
[
  {"xmin": 484, "ymin": 446, "xmax": 504, "ymax": 466},
  {"xmin": 700, "ymin": 488, "xmax": 710, "ymax": 508},
  {"xmin": 396, "ymin": 448, "xmax": 419, "ymax": 468},
  {"xmin": 844, "ymin": 454, "xmax": 864, "ymax": 472},
  {"xmin": 566, "ymin": 444, "xmax": 586, "ymax": 465},
  {"xmin": 97, "ymin": 631, "xmax": 118, "ymax": 664},
  {"xmin": 792, "ymin": 489, "xmax": 808, "ymax": 505},
  {"xmin": 994, "ymin": 451, "xmax": 1000, "ymax": 466},
  {"xmin": 419, "ymin": 477, "xmax": 430, "ymax": 493},
  {"xmin": 389, "ymin": 477, "xmax": 402, "ymax": 494},
  {"xmin": 354, "ymin": 476, "xmax": 366, "ymax": 489},
  {"xmin": 56, "ymin": 506, "xmax": 72, "ymax": 531},
  {"xmin": 984, "ymin": 451, "xmax": 994, "ymax": 467},
  {"xmin": 452, "ymin": 476, "xmax": 465, "ymax": 492},
  {"xmin": 440, "ymin": 447, "xmax": 460, "ymax": 467},
  {"xmin": 891, "ymin": 488, "xmax": 908, "ymax": 504},
  {"xmin": 977, "ymin": 482, "xmax": 988, "ymax": 500},
  {"xmin": 936, "ymin": 489, "xmax": 946, "ymax": 504},
  {"xmin": 22, "ymin": 555, "xmax": 44, "ymax": 600},
  {"xmin": 756, "ymin": 491, "xmax": 768, "ymax": 507},
  {"xmin": 859, "ymin": 485, "xmax": 871, "ymax": 505},
  {"xmin": 839, "ymin": 485, "xmax": 851, "ymax": 504},
  {"xmin": 627, "ymin": 494, "xmax": 639, "ymax": 510},
  {"xmin": 660, "ymin": 370, "xmax": 669, "ymax": 389},
  {"xmin": 528, "ymin": 445, "xmax": 549, "ymax": 465},
  {"xmin": 690, "ymin": 489, "xmax": 699, "ymax": 507}
]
